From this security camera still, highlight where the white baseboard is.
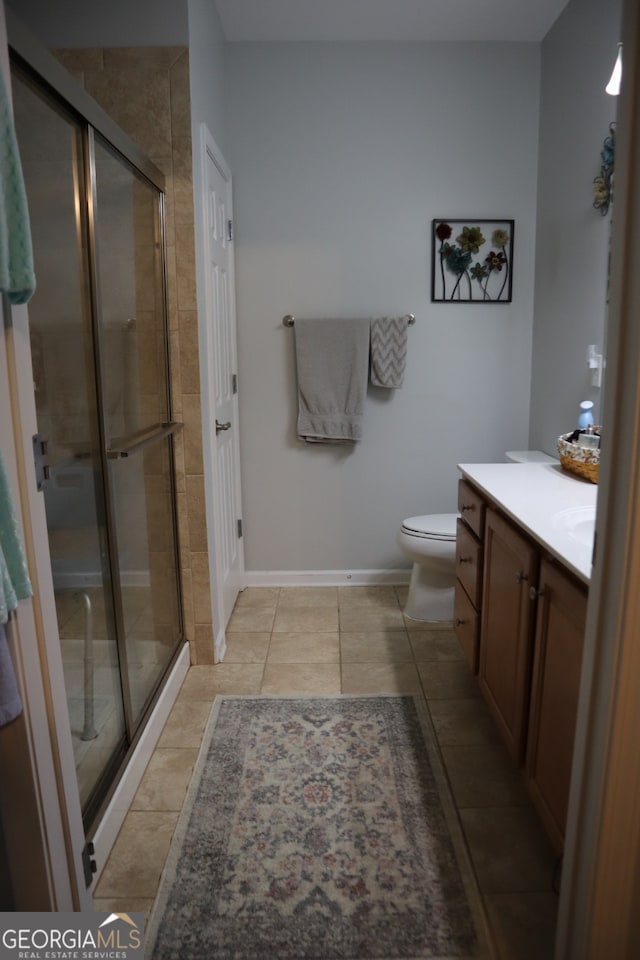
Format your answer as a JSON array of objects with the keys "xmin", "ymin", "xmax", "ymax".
[
  {"xmin": 244, "ymin": 569, "xmax": 411, "ymax": 587},
  {"xmin": 90, "ymin": 642, "xmax": 190, "ymax": 886}
]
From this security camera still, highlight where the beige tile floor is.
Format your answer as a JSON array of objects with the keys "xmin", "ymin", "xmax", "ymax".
[{"xmin": 94, "ymin": 586, "xmax": 559, "ymax": 959}]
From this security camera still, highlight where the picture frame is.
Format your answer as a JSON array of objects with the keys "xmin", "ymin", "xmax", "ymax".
[{"xmin": 431, "ymin": 218, "xmax": 514, "ymax": 303}]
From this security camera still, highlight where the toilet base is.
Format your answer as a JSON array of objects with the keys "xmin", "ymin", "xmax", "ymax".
[{"xmin": 403, "ymin": 562, "xmax": 455, "ymax": 622}]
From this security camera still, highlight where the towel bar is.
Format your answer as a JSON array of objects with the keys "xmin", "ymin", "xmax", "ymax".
[{"xmin": 283, "ymin": 313, "xmax": 415, "ymax": 327}]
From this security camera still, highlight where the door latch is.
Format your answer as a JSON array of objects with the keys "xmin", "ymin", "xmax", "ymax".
[
  {"xmin": 82, "ymin": 841, "xmax": 97, "ymax": 887},
  {"xmin": 32, "ymin": 433, "xmax": 50, "ymax": 491}
]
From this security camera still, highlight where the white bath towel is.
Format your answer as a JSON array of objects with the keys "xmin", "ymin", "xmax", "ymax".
[
  {"xmin": 294, "ymin": 318, "xmax": 370, "ymax": 443},
  {"xmin": 369, "ymin": 315, "xmax": 410, "ymax": 388}
]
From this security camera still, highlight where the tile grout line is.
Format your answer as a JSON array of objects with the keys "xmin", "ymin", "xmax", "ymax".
[{"xmin": 259, "ymin": 587, "xmax": 280, "ymax": 694}]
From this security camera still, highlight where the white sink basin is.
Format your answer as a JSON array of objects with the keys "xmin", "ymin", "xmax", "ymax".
[{"xmin": 552, "ymin": 505, "xmax": 596, "ymax": 547}]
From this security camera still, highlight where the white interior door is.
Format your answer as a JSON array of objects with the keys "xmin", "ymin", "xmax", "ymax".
[{"xmin": 203, "ymin": 130, "xmax": 244, "ymax": 652}]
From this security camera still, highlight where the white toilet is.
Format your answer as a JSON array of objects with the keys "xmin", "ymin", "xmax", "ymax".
[{"xmin": 397, "ymin": 513, "xmax": 459, "ymax": 621}]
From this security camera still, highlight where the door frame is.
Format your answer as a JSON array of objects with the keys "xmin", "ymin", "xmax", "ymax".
[
  {"xmin": 556, "ymin": 0, "xmax": 640, "ymax": 952},
  {"xmin": 196, "ymin": 124, "xmax": 245, "ymax": 661},
  {"xmin": 0, "ymin": 5, "xmax": 89, "ymax": 909},
  {"xmin": 2, "ymin": 8, "xmax": 189, "ymax": 901}
]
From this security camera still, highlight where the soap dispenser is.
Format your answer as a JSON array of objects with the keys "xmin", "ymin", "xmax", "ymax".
[{"xmin": 577, "ymin": 400, "xmax": 594, "ymax": 429}]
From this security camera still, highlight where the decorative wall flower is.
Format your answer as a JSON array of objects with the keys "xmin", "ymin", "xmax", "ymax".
[
  {"xmin": 435, "ymin": 222, "xmax": 453, "ymax": 241},
  {"xmin": 446, "ymin": 248, "xmax": 472, "ymax": 275},
  {"xmin": 593, "ymin": 123, "xmax": 615, "ymax": 216},
  {"xmin": 593, "ymin": 177, "xmax": 609, "ymax": 208},
  {"xmin": 431, "ymin": 219, "xmax": 514, "ymax": 303},
  {"xmin": 485, "ymin": 250, "xmax": 506, "ymax": 272},
  {"xmin": 491, "ymin": 228, "xmax": 510, "ymax": 248},
  {"xmin": 456, "ymin": 225, "xmax": 485, "ymax": 254}
]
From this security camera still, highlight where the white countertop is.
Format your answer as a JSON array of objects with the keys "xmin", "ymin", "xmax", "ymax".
[{"xmin": 457, "ymin": 462, "xmax": 598, "ymax": 584}]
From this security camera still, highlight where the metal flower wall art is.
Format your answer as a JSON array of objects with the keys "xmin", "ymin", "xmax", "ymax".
[
  {"xmin": 431, "ymin": 218, "xmax": 514, "ymax": 303},
  {"xmin": 593, "ymin": 123, "xmax": 615, "ymax": 216}
]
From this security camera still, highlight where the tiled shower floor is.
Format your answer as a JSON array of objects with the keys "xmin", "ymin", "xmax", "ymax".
[{"xmin": 93, "ymin": 585, "xmax": 559, "ymax": 959}]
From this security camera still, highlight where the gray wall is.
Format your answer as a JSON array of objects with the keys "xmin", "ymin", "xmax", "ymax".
[
  {"xmin": 529, "ymin": 0, "xmax": 622, "ymax": 454},
  {"xmin": 227, "ymin": 42, "xmax": 541, "ymax": 573},
  {"xmin": 188, "ymin": 0, "xmax": 226, "ymax": 155},
  {"xmin": 9, "ymin": 0, "xmax": 188, "ymax": 46}
]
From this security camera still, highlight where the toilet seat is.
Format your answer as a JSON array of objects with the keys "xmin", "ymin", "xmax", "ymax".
[{"xmin": 401, "ymin": 513, "xmax": 458, "ymax": 540}]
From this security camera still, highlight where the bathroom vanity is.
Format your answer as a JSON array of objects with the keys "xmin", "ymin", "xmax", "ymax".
[{"xmin": 454, "ymin": 462, "xmax": 597, "ymax": 853}]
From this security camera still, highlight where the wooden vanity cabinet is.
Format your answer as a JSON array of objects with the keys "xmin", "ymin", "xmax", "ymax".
[
  {"xmin": 455, "ymin": 471, "xmax": 590, "ymax": 851},
  {"xmin": 479, "ymin": 508, "xmax": 539, "ymax": 762},
  {"xmin": 454, "ymin": 479, "xmax": 486, "ymax": 672},
  {"xmin": 526, "ymin": 558, "xmax": 587, "ymax": 853}
]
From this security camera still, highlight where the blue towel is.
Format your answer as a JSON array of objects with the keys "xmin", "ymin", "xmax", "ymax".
[
  {"xmin": 0, "ymin": 452, "xmax": 30, "ymax": 726},
  {"xmin": 0, "ymin": 70, "xmax": 36, "ymax": 305},
  {"xmin": 0, "ymin": 623, "xmax": 21, "ymax": 726},
  {"xmin": 0, "ymin": 450, "xmax": 32, "ymax": 623}
]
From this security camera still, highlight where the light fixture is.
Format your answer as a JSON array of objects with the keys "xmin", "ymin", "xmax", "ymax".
[{"xmin": 606, "ymin": 42, "xmax": 622, "ymax": 96}]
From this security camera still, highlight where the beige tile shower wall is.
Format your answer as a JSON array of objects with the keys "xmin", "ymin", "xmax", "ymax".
[{"xmin": 54, "ymin": 46, "xmax": 214, "ymax": 664}]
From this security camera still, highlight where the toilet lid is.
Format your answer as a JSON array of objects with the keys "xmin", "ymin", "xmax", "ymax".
[{"xmin": 401, "ymin": 513, "xmax": 458, "ymax": 540}]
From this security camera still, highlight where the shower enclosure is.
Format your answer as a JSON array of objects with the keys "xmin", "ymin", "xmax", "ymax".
[{"xmin": 11, "ymin": 53, "xmax": 184, "ymax": 831}]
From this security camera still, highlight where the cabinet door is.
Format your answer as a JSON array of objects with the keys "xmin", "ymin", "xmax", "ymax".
[
  {"xmin": 526, "ymin": 558, "xmax": 587, "ymax": 853},
  {"xmin": 479, "ymin": 508, "xmax": 538, "ymax": 761}
]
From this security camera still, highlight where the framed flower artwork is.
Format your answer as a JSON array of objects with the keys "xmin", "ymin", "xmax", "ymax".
[{"xmin": 431, "ymin": 218, "xmax": 514, "ymax": 303}]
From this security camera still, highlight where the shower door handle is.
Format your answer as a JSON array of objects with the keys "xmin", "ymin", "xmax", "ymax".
[
  {"xmin": 107, "ymin": 421, "xmax": 183, "ymax": 458},
  {"xmin": 216, "ymin": 420, "xmax": 231, "ymax": 434}
]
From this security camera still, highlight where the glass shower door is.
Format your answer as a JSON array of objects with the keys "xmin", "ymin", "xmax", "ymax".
[
  {"xmin": 93, "ymin": 135, "xmax": 182, "ymax": 725},
  {"xmin": 12, "ymin": 59, "xmax": 184, "ymax": 832},
  {"xmin": 12, "ymin": 71, "xmax": 128, "ymax": 817}
]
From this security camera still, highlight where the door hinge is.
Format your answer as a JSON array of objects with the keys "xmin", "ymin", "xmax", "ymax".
[
  {"xmin": 237, "ymin": 518, "xmax": 243, "ymax": 539},
  {"xmin": 227, "ymin": 219, "xmax": 233, "ymax": 241},
  {"xmin": 32, "ymin": 433, "xmax": 50, "ymax": 491},
  {"xmin": 232, "ymin": 373, "xmax": 238, "ymax": 394},
  {"xmin": 82, "ymin": 841, "xmax": 97, "ymax": 887}
]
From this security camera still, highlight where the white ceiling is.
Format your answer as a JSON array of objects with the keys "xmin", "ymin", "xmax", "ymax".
[{"xmin": 214, "ymin": 0, "xmax": 571, "ymax": 43}]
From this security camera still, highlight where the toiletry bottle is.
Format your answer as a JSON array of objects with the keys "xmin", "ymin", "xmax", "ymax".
[
  {"xmin": 577, "ymin": 400, "xmax": 594, "ymax": 430},
  {"xmin": 578, "ymin": 424, "xmax": 600, "ymax": 450}
]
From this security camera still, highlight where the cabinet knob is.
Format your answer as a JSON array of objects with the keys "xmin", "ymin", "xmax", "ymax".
[
  {"xmin": 461, "ymin": 503, "xmax": 475, "ymax": 512},
  {"xmin": 455, "ymin": 618, "xmax": 465, "ymax": 626},
  {"xmin": 529, "ymin": 585, "xmax": 545, "ymax": 600},
  {"xmin": 515, "ymin": 571, "xmax": 529, "ymax": 583},
  {"xmin": 458, "ymin": 556, "xmax": 471, "ymax": 564}
]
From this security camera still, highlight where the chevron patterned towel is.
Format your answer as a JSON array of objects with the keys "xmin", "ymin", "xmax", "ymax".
[{"xmin": 370, "ymin": 315, "xmax": 410, "ymax": 388}]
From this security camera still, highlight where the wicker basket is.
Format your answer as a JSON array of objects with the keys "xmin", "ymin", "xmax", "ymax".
[{"xmin": 557, "ymin": 430, "xmax": 600, "ymax": 484}]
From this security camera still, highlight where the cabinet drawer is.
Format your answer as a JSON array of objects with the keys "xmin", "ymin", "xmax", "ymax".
[
  {"xmin": 454, "ymin": 580, "xmax": 480, "ymax": 674},
  {"xmin": 456, "ymin": 518, "xmax": 483, "ymax": 608},
  {"xmin": 458, "ymin": 478, "xmax": 486, "ymax": 540}
]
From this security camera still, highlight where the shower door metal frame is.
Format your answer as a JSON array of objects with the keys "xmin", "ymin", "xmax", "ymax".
[
  {"xmin": 84, "ymin": 125, "xmax": 185, "ymax": 759},
  {"xmin": 8, "ymin": 13, "xmax": 185, "ymax": 836}
]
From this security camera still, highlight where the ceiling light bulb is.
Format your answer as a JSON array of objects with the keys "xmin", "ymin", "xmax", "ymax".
[{"xmin": 606, "ymin": 43, "xmax": 622, "ymax": 96}]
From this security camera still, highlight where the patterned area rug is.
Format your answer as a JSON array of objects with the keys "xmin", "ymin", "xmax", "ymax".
[{"xmin": 146, "ymin": 696, "xmax": 492, "ymax": 959}]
